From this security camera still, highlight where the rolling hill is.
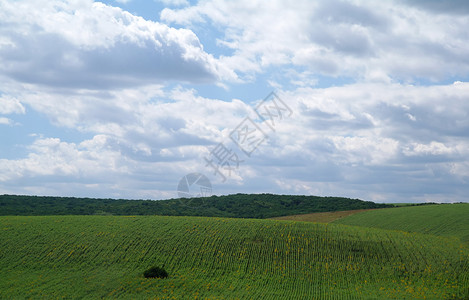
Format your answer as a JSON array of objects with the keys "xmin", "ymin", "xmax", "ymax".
[
  {"xmin": 269, "ymin": 209, "xmax": 379, "ymax": 223},
  {"xmin": 334, "ymin": 203, "xmax": 469, "ymax": 245},
  {"xmin": 1, "ymin": 215, "xmax": 468, "ymax": 299}
]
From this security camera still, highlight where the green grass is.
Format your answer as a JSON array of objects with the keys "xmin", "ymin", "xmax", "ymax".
[
  {"xmin": 334, "ymin": 203, "xmax": 469, "ymax": 245},
  {"xmin": 1, "ymin": 215, "xmax": 468, "ymax": 299},
  {"xmin": 387, "ymin": 203, "xmax": 422, "ymax": 207},
  {"xmin": 269, "ymin": 209, "xmax": 379, "ymax": 223}
]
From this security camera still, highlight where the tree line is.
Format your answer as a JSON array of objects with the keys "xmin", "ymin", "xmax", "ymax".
[{"xmin": 0, "ymin": 193, "xmax": 392, "ymax": 218}]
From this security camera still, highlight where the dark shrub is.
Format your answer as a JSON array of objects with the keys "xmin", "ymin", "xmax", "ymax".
[{"xmin": 143, "ymin": 266, "xmax": 168, "ymax": 279}]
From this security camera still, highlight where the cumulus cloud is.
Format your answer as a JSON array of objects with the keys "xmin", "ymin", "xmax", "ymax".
[
  {"xmin": 161, "ymin": 0, "xmax": 469, "ymax": 82},
  {"xmin": 0, "ymin": 135, "xmax": 155, "ymax": 198},
  {"xmin": 0, "ymin": 85, "xmax": 256, "ymax": 198},
  {"xmin": 0, "ymin": 94, "xmax": 24, "ymax": 127},
  {"xmin": 1, "ymin": 0, "xmax": 469, "ymax": 203},
  {"xmin": 0, "ymin": 117, "xmax": 13, "ymax": 125},
  {"xmin": 0, "ymin": 0, "xmax": 234, "ymax": 89},
  {"xmin": 1, "ymin": 81, "xmax": 469, "ymax": 202},
  {"xmin": 0, "ymin": 95, "xmax": 25, "ymax": 115},
  {"xmin": 223, "ymin": 82, "xmax": 469, "ymax": 202}
]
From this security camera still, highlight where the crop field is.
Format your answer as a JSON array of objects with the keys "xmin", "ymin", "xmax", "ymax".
[
  {"xmin": 334, "ymin": 203, "xmax": 469, "ymax": 245},
  {"xmin": 1, "ymin": 215, "xmax": 468, "ymax": 299},
  {"xmin": 269, "ymin": 209, "xmax": 378, "ymax": 223}
]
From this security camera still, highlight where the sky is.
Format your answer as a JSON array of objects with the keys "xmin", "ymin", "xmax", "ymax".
[{"xmin": 1, "ymin": 0, "xmax": 469, "ymax": 203}]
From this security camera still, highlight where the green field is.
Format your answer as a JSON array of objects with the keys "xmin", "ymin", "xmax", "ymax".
[
  {"xmin": 1, "ymin": 215, "xmax": 468, "ymax": 299},
  {"xmin": 269, "ymin": 209, "xmax": 379, "ymax": 223},
  {"xmin": 334, "ymin": 203, "xmax": 469, "ymax": 246}
]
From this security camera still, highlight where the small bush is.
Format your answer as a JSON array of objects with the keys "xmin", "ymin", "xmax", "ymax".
[{"xmin": 143, "ymin": 266, "xmax": 168, "ymax": 279}]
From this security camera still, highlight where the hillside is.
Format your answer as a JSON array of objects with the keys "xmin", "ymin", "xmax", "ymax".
[
  {"xmin": 334, "ymin": 203, "xmax": 469, "ymax": 245},
  {"xmin": 0, "ymin": 194, "xmax": 390, "ymax": 218},
  {"xmin": 1, "ymin": 215, "xmax": 468, "ymax": 299},
  {"xmin": 269, "ymin": 209, "xmax": 379, "ymax": 223}
]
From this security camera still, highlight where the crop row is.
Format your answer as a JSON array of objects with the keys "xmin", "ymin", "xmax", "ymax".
[{"xmin": 1, "ymin": 215, "xmax": 468, "ymax": 299}]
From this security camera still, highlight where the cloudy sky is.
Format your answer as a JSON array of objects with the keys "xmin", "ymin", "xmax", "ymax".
[{"xmin": 1, "ymin": 0, "xmax": 469, "ymax": 203}]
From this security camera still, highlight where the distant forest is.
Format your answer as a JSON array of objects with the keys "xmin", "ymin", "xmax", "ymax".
[{"xmin": 0, "ymin": 194, "xmax": 392, "ymax": 218}]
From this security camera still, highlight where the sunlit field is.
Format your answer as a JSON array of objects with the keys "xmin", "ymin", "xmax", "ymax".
[{"xmin": 1, "ymin": 215, "xmax": 468, "ymax": 299}]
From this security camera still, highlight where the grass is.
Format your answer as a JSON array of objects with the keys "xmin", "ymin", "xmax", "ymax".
[
  {"xmin": 387, "ymin": 203, "xmax": 425, "ymax": 207},
  {"xmin": 334, "ymin": 203, "xmax": 469, "ymax": 246},
  {"xmin": 269, "ymin": 209, "xmax": 379, "ymax": 223},
  {"xmin": 1, "ymin": 215, "xmax": 468, "ymax": 299}
]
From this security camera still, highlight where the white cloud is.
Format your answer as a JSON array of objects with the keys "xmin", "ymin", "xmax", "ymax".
[
  {"xmin": 0, "ymin": 0, "xmax": 235, "ymax": 89},
  {"xmin": 0, "ymin": 136, "xmax": 126, "ymax": 180},
  {"xmin": 331, "ymin": 136, "xmax": 400, "ymax": 165},
  {"xmin": 161, "ymin": 0, "xmax": 469, "ymax": 82},
  {"xmin": 0, "ymin": 95, "xmax": 25, "ymax": 115},
  {"xmin": 4, "ymin": 81, "xmax": 468, "ymax": 202},
  {"xmin": 1, "ymin": 0, "xmax": 469, "ymax": 203},
  {"xmin": 403, "ymin": 142, "xmax": 457, "ymax": 157},
  {"xmin": 0, "ymin": 117, "xmax": 12, "ymax": 125}
]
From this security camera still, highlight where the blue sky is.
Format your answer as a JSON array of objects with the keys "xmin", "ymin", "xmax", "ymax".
[{"xmin": 1, "ymin": 0, "xmax": 469, "ymax": 203}]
